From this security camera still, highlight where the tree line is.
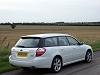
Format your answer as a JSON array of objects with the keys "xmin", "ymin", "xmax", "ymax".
[{"xmin": 0, "ymin": 22, "xmax": 100, "ymax": 26}]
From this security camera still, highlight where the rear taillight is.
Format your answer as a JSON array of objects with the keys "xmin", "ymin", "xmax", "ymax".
[{"xmin": 36, "ymin": 48, "xmax": 46, "ymax": 57}]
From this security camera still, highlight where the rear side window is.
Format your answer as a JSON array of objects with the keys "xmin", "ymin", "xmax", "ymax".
[
  {"xmin": 44, "ymin": 37, "xmax": 57, "ymax": 47},
  {"xmin": 58, "ymin": 36, "xmax": 69, "ymax": 46},
  {"xmin": 15, "ymin": 37, "xmax": 40, "ymax": 48}
]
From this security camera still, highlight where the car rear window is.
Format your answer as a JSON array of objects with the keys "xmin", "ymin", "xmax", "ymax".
[{"xmin": 15, "ymin": 37, "xmax": 40, "ymax": 48}]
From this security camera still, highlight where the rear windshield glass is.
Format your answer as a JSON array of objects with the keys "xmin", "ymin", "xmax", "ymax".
[{"xmin": 15, "ymin": 37, "xmax": 40, "ymax": 48}]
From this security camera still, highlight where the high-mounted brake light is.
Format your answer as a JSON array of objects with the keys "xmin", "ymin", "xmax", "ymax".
[{"xmin": 36, "ymin": 48, "xmax": 46, "ymax": 57}]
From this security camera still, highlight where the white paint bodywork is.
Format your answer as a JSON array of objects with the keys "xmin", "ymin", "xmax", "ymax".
[{"xmin": 9, "ymin": 33, "xmax": 93, "ymax": 68}]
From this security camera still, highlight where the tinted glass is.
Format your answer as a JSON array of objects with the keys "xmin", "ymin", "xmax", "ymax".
[
  {"xmin": 15, "ymin": 37, "xmax": 40, "ymax": 48},
  {"xmin": 58, "ymin": 36, "xmax": 69, "ymax": 46},
  {"xmin": 67, "ymin": 37, "xmax": 79, "ymax": 45},
  {"xmin": 44, "ymin": 37, "xmax": 57, "ymax": 47}
]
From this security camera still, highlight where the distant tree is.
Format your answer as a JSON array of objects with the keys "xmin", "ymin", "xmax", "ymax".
[{"xmin": 11, "ymin": 24, "xmax": 16, "ymax": 29}]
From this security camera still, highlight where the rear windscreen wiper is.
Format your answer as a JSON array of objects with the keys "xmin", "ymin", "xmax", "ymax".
[{"xmin": 16, "ymin": 45, "xmax": 25, "ymax": 48}]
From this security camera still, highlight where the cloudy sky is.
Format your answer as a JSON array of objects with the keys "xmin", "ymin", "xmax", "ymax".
[{"xmin": 0, "ymin": 0, "xmax": 100, "ymax": 23}]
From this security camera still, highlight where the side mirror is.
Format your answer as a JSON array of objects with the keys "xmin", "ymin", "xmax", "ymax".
[{"xmin": 79, "ymin": 42, "xmax": 84, "ymax": 45}]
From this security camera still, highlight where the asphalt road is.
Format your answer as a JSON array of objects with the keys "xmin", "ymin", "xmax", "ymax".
[{"xmin": 1, "ymin": 51, "xmax": 100, "ymax": 75}]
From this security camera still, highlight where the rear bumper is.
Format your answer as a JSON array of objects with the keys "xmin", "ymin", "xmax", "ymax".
[{"xmin": 9, "ymin": 55, "xmax": 52, "ymax": 68}]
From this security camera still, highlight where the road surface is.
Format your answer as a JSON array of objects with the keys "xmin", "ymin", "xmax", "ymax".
[{"xmin": 0, "ymin": 51, "xmax": 100, "ymax": 75}]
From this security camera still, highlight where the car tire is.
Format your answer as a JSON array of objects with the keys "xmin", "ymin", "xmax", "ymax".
[
  {"xmin": 85, "ymin": 50, "xmax": 92, "ymax": 63},
  {"xmin": 51, "ymin": 57, "xmax": 62, "ymax": 73}
]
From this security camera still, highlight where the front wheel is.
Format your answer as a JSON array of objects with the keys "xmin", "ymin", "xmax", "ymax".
[
  {"xmin": 85, "ymin": 51, "xmax": 92, "ymax": 63},
  {"xmin": 51, "ymin": 57, "xmax": 62, "ymax": 73}
]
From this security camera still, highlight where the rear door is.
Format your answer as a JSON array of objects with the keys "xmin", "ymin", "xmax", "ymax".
[{"xmin": 58, "ymin": 36, "xmax": 73, "ymax": 64}]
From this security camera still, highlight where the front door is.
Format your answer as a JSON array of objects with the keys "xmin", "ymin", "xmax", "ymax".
[{"xmin": 67, "ymin": 36, "xmax": 85, "ymax": 61}]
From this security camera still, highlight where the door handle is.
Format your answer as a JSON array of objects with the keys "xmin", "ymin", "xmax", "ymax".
[{"xmin": 74, "ymin": 48, "xmax": 76, "ymax": 49}]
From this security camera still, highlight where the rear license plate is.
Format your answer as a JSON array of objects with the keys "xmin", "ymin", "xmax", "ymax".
[{"xmin": 17, "ymin": 52, "xmax": 28, "ymax": 57}]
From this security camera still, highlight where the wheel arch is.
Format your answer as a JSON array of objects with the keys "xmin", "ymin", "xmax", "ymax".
[
  {"xmin": 51, "ymin": 55, "xmax": 63, "ymax": 66},
  {"xmin": 85, "ymin": 49, "xmax": 93, "ymax": 63},
  {"xmin": 85, "ymin": 49, "xmax": 93, "ymax": 57},
  {"xmin": 51, "ymin": 55, "xmax": 63, "ymax": 72},
  {"xmin": 85, "ymin": 45, "xmax": 93, "ymax": 58}
]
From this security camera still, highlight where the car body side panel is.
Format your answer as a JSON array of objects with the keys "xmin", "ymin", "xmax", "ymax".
[
  {"xmin": 72, "ymin": 45, "xmax": 85, "ymax": 61},
  {"xmin": 59, "ymin": 46, "xmax": 73, "ymax": 65}
]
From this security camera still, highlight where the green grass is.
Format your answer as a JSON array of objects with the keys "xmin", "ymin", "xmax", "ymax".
[
  {"xmin": 0, "ymin": 62, "xmax": 20, "ymax": 74},
  {"xmin": 84, "ymin": 40, "xmax": 100, "ymax": 52},
  {"xmin": 0, "ymin": 47, "xmax": 20, "ymax": 74},
  {"xmin": 91, "ymin": 42, "xmax": 100, "ymax": 52}
]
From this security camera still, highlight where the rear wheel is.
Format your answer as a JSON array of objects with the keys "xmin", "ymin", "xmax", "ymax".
[
  {"xmin": 51, "ymin": 57, "xmax": 62, "ymax": 73},
  {"xmin": 85, "ymin": 51, "xmax": 92, "ymax": 63}
]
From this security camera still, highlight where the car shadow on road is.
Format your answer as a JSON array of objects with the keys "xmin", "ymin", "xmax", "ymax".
[
  {"xmin": 13, "ymin": 60, "xmax": 96, "ymax": 75},
  {"xmin": 14, "ymin": 68, "xmax": 51, "ymax": 75}
]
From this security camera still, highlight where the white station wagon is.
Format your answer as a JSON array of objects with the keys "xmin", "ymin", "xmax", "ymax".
[{"xmin": 9, "ymin": 33, "xmax": 93, "ymax": 72}]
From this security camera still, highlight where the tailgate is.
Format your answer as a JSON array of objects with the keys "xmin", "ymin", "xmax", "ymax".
[{"xmin": 11, "ymin": 47, "xmax": 38, "ymax": 61}]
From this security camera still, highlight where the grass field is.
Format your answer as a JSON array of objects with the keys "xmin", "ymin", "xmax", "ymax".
[
  {"xmin": 0, "ymin": 47, "xmax": 20, "ymax": 73},
  {"xmin": 0, "ymin": 25, "xmax": 100, "ymax": 73},
  {"xmin": 0, "ymin": 25, "xmax": 100, "ymax": 47}
]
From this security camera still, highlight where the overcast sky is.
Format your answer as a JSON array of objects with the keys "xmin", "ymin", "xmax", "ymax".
[{"xmin": 0, "ymin": 0, "xmax": 100, "ymax": 23}]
